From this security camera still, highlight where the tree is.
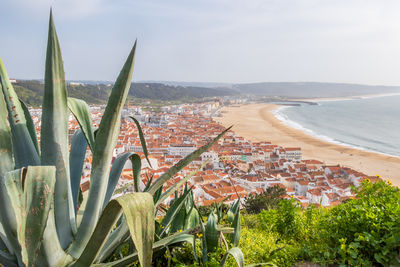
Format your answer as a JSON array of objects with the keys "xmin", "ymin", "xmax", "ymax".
[{"xmin": 244, "ymin": 185, "xmax": 286, "ymax": 214}]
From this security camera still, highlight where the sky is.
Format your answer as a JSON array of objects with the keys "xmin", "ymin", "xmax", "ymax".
[{"xmin": 2, "ymin": 0, "xmax": 400, "ymax": 85}]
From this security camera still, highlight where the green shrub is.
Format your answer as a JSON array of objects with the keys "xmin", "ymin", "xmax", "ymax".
[
  {"xmin": 239, "ymin": 227, "xmax": 300, "ymax": 267},
  {"xmin": 258, "ymin": 199, "xmax": 302, "ymax": 239},
  {"xmin": 245, "ymin": 180, "xmax": 400, "ymax": 266},
  {"xmin": 244, "ymin": 185, "xmax": 286, "ymax": 214},
  {"xmin": 319, "ymin": 180, "xmax": 400, "ymax": 266},
  {"xmin": 241, "ymin": 213, "xmax": 260, "ymax": 229}
]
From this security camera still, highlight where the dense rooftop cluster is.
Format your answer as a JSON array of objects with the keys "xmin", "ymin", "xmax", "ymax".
[{"xmin": 28, "ymin": 101, "xmax": 381, "ymax": 208}]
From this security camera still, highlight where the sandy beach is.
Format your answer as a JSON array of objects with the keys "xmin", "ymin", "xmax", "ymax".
[{"xmin": 214, "ymin": 103, "xmax": 400, "ymax": 186}]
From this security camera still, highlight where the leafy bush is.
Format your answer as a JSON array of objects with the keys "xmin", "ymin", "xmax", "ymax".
[
  {"xmin": 318, "ymin": 180, "xmax": 400, "ymax": 266},
  {"xmin": 243, "ymin": 181, "xmax": 400, "ymax": 266},
  {"xmin": 238, "ymin": 227, "xmax": 300, "ymax": 267},
  {"xmin": 244, "ymin": 185, "xmax": 286, "ymax": 214},
  {"xmin": 258, "ymin": 199, "xmax": 302, "ymax": 239},
  {"xmin": 198, "ymin": 202, "xmax": 229, "ymax": 218}
]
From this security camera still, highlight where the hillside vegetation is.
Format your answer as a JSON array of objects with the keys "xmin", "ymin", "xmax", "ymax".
[
  {"xmin": 170, "ymin": 180, "xmax": 400, "ymax": 266},
  {"xmin": 13, "ymin": 80, "xmax": 236, "ymax": 106}
]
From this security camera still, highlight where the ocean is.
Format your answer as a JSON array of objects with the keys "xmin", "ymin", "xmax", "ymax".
[{"xmin": 274, "ymin": 94, "xmax": 400, "ymax": 157}]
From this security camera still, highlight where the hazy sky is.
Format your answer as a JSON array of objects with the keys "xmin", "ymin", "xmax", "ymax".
[{"xmin": 2, "ymin": 0, "xmax": 400, "ymax": 85}]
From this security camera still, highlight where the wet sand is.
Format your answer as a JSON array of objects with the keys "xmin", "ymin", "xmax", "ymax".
[{"xmin": 214, "ymin": 104, "xmax": 400, "ymax": 186}]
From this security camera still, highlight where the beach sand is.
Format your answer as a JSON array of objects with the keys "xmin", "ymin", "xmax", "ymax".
[{"xmin": 214, "ymin": 104, "xmax": 400, "ymax": 186}]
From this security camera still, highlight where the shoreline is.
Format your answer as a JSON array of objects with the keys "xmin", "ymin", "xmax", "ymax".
[
  {"xmin": 272, "ymin": 105, "xmax": 400, "ymax": 159},
  {"xmin": 214, "ymin": 103, "xmax": 400, "ymax": 186}
]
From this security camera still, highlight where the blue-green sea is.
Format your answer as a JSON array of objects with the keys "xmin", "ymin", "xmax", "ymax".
[{"xmin": 274, "ymin": 94, "xmax": 400, "ymax": 157}]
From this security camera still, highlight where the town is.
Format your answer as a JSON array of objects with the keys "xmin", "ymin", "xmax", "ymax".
[{"xmin": 28, "ymin": 100, "xmax": 381, "ymax": 208}]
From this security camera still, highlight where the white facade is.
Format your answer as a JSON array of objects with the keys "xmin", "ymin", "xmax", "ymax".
[
  {"xmin": 168, "ymin": 144, "xmax": 196, "ymax": 157},
  {"xmin": 285, "ymin": 148, "xmax": 302, "ymax": 161}
]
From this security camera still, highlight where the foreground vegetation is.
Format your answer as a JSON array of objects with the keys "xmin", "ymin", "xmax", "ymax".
[{"xmin": 166, "ymin": 180, "xmax": 400, "ymax": 266}]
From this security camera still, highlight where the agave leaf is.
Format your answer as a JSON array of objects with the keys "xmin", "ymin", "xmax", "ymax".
[
  {"xmin": 227, "ymin": 199, "xmax": 241, "ymax": 246},
  {"xmin": 71, "ymin": 41, "xmax": 137, "ymax": 256},
  {"xmin": 0, "ymin": 58, "xmax": 40, "ymax": 168},
  {"xmin": 228, "ymin": 198, "xmax": 240, "ymax": 225},
  {"xmin": 184, "ymin": 207, "xmax": 201, "ymax": 230},
  {"xmin": 94, "ymin": 232, "xmax": 195, "ymax": 267},
  {"xmin": 147, "ymin": 126, "xmax": 231, "ymax": 195},
  {"xmin": 159, "ymin": 188, "xmax": 192, "ymax": 237},
  {"xmin": 130, "ymin": 153, "xmax": 141, "ymax": 192},
  {"xmin": 0, "ymin": 65, "xmax": 18, "ymax": 258},
  {"xmin": 0, "ymin": 77, "xmax": 13, "ymax": 175},
  {"xmin": 4, "ymin": 166, "xmax": 56, "ymax": 267},
  {"xmin": 70, "ymin": 129, "xmax": 88, "ymax": 211},
  {"xmin": 95, "ymin": 218, "xmax": 129, "ymax": 263},
  {"xmin": 0, "ymin": 158, "xmax": 21, "ymax": 264},
  {"xmin": 0, "ymin": 250, "xmax": 18, "ymax": 267},
  {"xmin": 102, "ymin": 152, "xmax": 134, "ymax": 210},
  {"xmin": 185, "ymin": 189, "xmax": 194, "ymax": 214},
  {"xmin": 41, "ymin": 11, "xmax": 75, "ymax": 248},
  {"xmin": 231, "ymin": 198, "xmax": 240, "ymax": 214},
  {"xmin": 143, "ymin": 174, "xmax": 154, "ymax": 192},
  {"xmin": 231, "ymin": 211, "xmax": 241, "ymax": 246},
  {"xmin": 19, "ymin": 99, "xmax": 40, "ymax": 155},
  {"xmin": 227, "ymin": 210, "xmax": 235, "ymax": 225},
  {"xmin": 35, "ymin": 205, "xmax": 74, "ymax": 267},
  {"xmin": 118, "ymin": 195, "xmax": 155, "ymax": 267},
  {"xmin": 113, "ymin": 181, "xmax": 134, "ymax": 195},
  {"xmin": 0, "ymin": 186, "xmax": 20, "ymax": 265},
  {"xmin": 153, "ymin": 186, "xmax": 163, "ymax": 207},
  {"xmin": 205, "ymin": 213, "xmax": 219, "ymax": 253},
  {"xmin": 129, "ymin": 116, "xmax": 151, "ymax": 167},
  {"xmin": 199, "ymin": 218, "xmax": 208, "ymax": 264},
  {"xmin": 72, "ymin": 193, "xmax": 154, "ymax": 267},
  {"xmin": 221, "ymin": 247, "xmax": 244, "ymax": 267},
  {"xmin": 0, "ymin": 223, "xmax": 14, "ymax": 258},
  {"xmin": 170, "ymin": 207, "xmax": 186, "ymax": 234},
  {"xmin": 183, "ymin": 206, "xmax": 201, "ymax": 230},
  {"xmin": 68, "ymin": 97, "xmax": 95, "ymax": 151},
  {"xmin": 0, "ymin": 224, "xmax": 13, "ymax": 255},
  {"xmin": 156, "ymin": 162, "xmax": 205, "ymax": 207}
]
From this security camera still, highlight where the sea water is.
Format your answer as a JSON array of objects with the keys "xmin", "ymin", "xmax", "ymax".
[{"xmin": 274, "ymin": 95, "xmax": 400, "ymax": 157}]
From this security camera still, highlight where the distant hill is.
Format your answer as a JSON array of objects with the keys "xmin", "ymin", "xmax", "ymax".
[
  {"xmin": 139, "ymin": 80, "xmax": 233, "ymax": 89},
  {"xmin": 129, "ymin": 83, "xmax": 235, "ymax": 100},
  {"xmin": 12, "ymin": 80, "xmax": 236, "ymax": 106},
  {"xmin": 13, "ymin": 80, "xmax": 400, "ymax": 107},
  {"xmin": 14, "ymin": 80, "xmax": 111, "ymax": 106},
  {"xmin": 233, "ymin": 82, "xmax": 400, "ymax": 98}
]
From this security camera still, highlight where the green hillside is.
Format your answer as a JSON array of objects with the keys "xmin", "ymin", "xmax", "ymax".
[
  {"xmin": 13, "ymin": 80, "xmax": 236, "ymax": 106},
  {"xmin": 129, "ymin": 82, "xmax": 235, "ymax": 100}
]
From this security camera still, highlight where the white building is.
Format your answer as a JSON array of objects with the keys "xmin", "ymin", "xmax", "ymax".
[
  {"xmin": 285, "ymin": 147, "xmax": 302, "ymax": 161},
  {"xmin": 201, "ymin": 151, "xmax": 219, "ymax": 168},
  {"xmin": 295, "ymin": 180, "xmax": 309, "ymax": 196},
  {"xmin": 168, "ymin": 144, "xmax": 196, "ymax": 157}
]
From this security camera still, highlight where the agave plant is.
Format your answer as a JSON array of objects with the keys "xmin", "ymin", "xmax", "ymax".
[
  {"xmin": 0, "ymin": 11, "xmax": 233, "ymax": 267},
  {"xmin": 155, "ymin": 184, "xmax": 244, "ymax": 266}
]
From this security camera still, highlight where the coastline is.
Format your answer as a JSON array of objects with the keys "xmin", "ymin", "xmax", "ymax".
[
  {"xmin": 272, "ymin": 105, "xmax": 400, "ymax": 158},
  {"xmin": 214, "ymin": 103, "xmax": 400, "ymax": 186}
]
